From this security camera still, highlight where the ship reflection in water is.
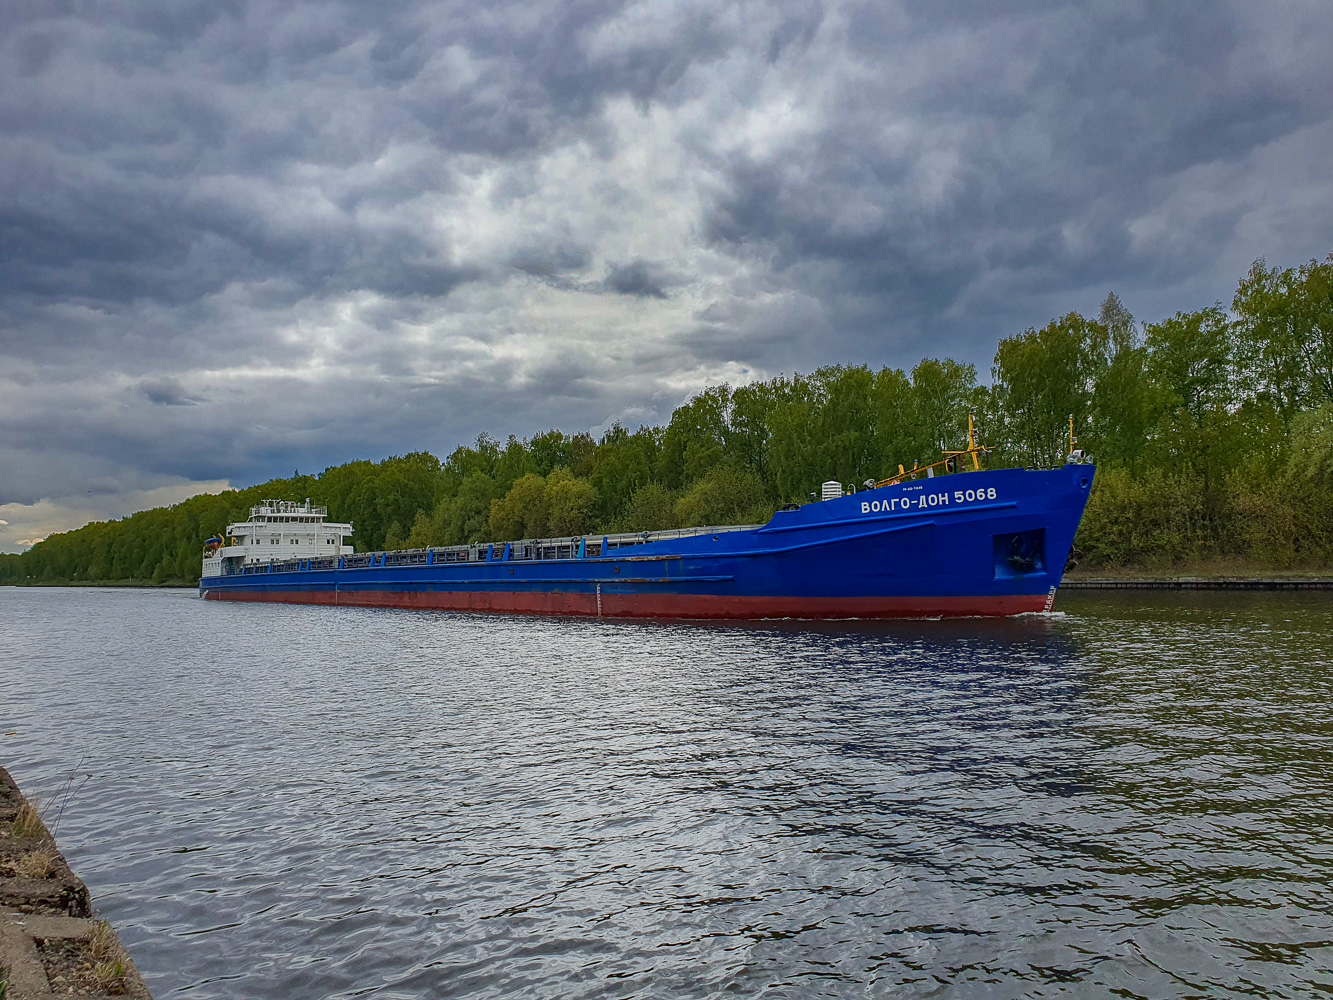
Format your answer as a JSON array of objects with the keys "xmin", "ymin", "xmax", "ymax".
[{"xmin": 0, "ymin": 587, "xmax": 1330, "ymax": 998}]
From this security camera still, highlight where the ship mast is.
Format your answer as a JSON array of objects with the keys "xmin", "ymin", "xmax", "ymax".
[{"xmin": 876, "ymin": 409, "xmax": 989, "ymax": 488}]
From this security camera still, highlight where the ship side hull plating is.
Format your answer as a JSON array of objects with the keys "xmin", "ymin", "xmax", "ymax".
[{"xmin": 200, "ymin": 465, "xmax": 1094, "ymax": 620}]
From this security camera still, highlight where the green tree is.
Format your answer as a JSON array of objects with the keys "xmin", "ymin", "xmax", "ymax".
[
  {"xmin": 764, "ymin": 374, "xmax": 821, "ymax": 500},
  {"xmin": 440, "ymin": 434, "xmax": 500, "ymax": 496},
  {"xmin": 433, "ymin": 473, "xmax": 500, "ymax": 544},
  {"xmin": 406, "ymin": 509, "xmax": 434, "ymax": 548},
  {"xmin": 661, "ymin": 385, "xmax": 730, "ymax": 487},
  {"xmin": 494, "ymin": 435, "xmax": 537, "ymax": 491},
  {"xmin": 1099, "ymin": 291, "xmax": 1139, "ymax": 355},
  {"xmin": 727, "ymin": 380, "xmax": 783, "ymax": 481},
  {"xmin": 382, "ymin": 520, "xmax": 407, "ymax": 550},
  {"xmin": 908, "ymin": 358, "xmax": 978, "ymax": 461},
  {"xmin": 1140, "ymin": 307, "xmax": 1235, "ymax": 482},
  {"xmin": 1088, "ymin": 345, "xmax": 1153, "ymax": 467},
  {"xmin": 589, "ymin": 423, "xmax": 663, "ymax": 524},
  {"xmin": 990, "ymin": 312, "xmax": 1101, "ymax": 468},
  {"xmin": 489, "ymin": 473, "xmax": 549, "ymax": 541},
  {"xmin": 545, "ymin": 469, "xmax": 598, "ymax": 535},
  {"xmin": 1284, "ymin": 404, "xmax": 1333, "ymax": 486},
  {"xmin": 814, "ymin": 365, "xmax": 881, "ymax": 487},
  {"xmin": 1233, "ymin": 254, "xmax": 1333, "ymax": 415},
  {"xmin": 1086, "ymin": 293, "xmax": 1153, "ymax": 467},
  {"xmin": 0, "ymin": 552, "xmax": 22, "ymax": 583},
  {"xmin": 869, "ymin": 367, "xmax": 918, "ymax": 475},
  {"xmin": 526, "ymin": 429, "xmax": 566, "ymax": 475},
  {"xmin": 620, "ymin": 482, "xmax": 677, "ymax": 531},
  {"xmin": 674, "ymin": 465, "xmax": 772, "ymax": 528}
]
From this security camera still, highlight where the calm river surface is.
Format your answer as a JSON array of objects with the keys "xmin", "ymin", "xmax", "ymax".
[{"xmin": 1, "ymin": 587, "xmax": 1331, "ymax": 998}]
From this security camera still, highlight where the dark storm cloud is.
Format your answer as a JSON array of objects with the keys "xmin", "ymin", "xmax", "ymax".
[
  {"xmin": 3, "ymin": 0, "xmax": 1333, "ymax": 549},
  {"xmin": 701, "ymin": 2, "xmax": 1333, "ymax": 363},
  {"xmin": 510, "ymin": 241, "xmax": 593, "ymax": 279},
  {"xmin": 138, "ymin": 376, "xmax": 200, "ymax": 406},
  {"xmin": 603, "ymin": 259, "xmax": 671, "ymax": 298}
]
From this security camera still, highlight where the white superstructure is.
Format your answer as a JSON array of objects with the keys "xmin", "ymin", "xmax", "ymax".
[{"xmin": 202, "ymin": 499, "xmax": 353, "ymax": 577}]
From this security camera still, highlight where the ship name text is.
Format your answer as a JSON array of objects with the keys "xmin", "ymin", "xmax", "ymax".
[{"xmin": 861, "ymin": 486, "xmax": 998, "ymax": 514}]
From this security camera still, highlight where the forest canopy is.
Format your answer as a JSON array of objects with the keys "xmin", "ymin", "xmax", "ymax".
[{"xmin": 5, "ymin": 251, "xmax": 1333, "ymax": 585}]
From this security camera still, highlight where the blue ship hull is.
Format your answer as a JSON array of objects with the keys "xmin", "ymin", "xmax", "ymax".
[{"xmin": 200, "ymin": 465, "xmax": 1094, "ymax": 618}]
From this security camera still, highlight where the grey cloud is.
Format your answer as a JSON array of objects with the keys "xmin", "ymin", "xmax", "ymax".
[
  {"xmin": 603, "ymin": 259, "xmax": 671, "ymax": 299},
  {"xmin": 0, "ymin": 0, "xmax": 750, "ymax": 353},
  {"xmin": 16, "ymin": 31, "xmax": 57, "ymax": 75},
  {"xmin": 700, "ymin": 2, "xmax": 1333, "ymax": 361},
  {"xmin": 510, "ymin": 242, "xmax": 593, "ymax": 278},
  {"xmin": 3, "ymin": 0, "xmax": 1333, "ymax": 543},
  {"xmin": 138, "ymin": 377, "xmax": 201, "ymax": 406}
]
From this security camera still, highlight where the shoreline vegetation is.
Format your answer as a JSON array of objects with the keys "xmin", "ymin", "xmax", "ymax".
[
  {"xmin": 3, "ymin": 252, "xmax": 1332, "ymax": 588},
  {"xmin": 0, "ymin": 578, "xmax": 198, "ymax": 588}
]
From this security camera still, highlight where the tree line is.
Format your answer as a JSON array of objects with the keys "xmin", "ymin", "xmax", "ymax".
[{"xmin": 4, "ymin": 251, "xmax": 1331, "ymax": 585}]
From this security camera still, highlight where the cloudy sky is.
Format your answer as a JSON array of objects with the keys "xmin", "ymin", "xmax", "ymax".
[{"xmin": 3, "ymin": 1, "xmax": 1332, "ymax": 550}]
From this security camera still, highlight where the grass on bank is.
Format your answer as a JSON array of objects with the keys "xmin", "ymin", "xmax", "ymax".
[
  {"xmin": 14, "ymin": 847, "xmax": 56, "ymax": 879},
  {"xmin": 11, "ymin": 800, "xmax": 48, "ymax": 840},
  {"xmin": 89, "ymin": 920, "xmax": 130, "ymax": 993}
]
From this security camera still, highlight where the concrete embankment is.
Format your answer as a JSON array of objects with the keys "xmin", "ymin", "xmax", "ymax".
[
  {"xmin": 1062, "ymin": 577, "xmax": 1333, "ymax": 590},
  {"xmin": 0, "ymin": 767, "xmax": 151, "ymax": 999}
]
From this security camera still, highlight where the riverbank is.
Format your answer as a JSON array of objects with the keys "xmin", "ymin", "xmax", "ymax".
[
  {"xmin": 0, "ymin": 580, "xmax": 195, "ymax": 589},
  {"xmin": 0, "ymin": 767, "xmax": 151, "ymax": 998},
  {"xmin": 1063, "ymin": 576, "xmax": 1333, "ymax": 589},
  {"xmin": 1064, "ymin": 563, "xmax": 1333, "ymax": 589}
]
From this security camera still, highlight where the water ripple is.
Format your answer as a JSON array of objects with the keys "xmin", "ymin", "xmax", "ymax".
[{"xmin": 1, "ymin": 587, "xmax": 1331, "ymax": 997}]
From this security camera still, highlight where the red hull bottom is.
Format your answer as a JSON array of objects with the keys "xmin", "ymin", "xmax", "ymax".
[{"xmin": 202, "ymin": 589, "xmax": 1049, "ymax": 619}]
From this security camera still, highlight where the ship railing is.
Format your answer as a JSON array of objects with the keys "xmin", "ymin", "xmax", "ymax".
[
  {"xmin": 238, "ymin": 522, "xmax": 766, "ymax": 573},
  {"xmin": 237, "ymin": 556, "xmax": 340, "ymax": 574},
  {"xmin": 249, "ymin": 500, "xmax": 329, "ymax": 518},
  {"xmin": 599, "ymin": 524, "xmax": 763, "ymax": 550},
  {"xmin": 506, "ymin": 539, "xmax": 579, "ymax": 562},
  {"xmin": 384, "ymin": 549, "xmax": 430, "ymax": 567}
]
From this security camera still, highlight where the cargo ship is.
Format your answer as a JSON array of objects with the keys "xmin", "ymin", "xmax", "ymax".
[{"xmin": 200, "ymin": 422, "xmax": 1095, "ymax": 619}]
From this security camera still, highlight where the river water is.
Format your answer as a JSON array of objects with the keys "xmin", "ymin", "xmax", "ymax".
[{"xmin": 1, "ymin": 587, "xmax": 1330, "ymax": 998}]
